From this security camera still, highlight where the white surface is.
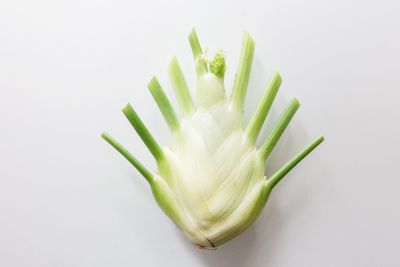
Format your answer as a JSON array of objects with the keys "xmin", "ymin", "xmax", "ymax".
[{"xmin": 1, "ymin": 0, "xmax": 399, "ymax": 266}]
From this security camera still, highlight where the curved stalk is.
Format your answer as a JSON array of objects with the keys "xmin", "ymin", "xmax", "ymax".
[
  {"xmin": 101, "ymin": 132, "xmax": 153, "ymax": 183},
  {"xmin": 266, "ymin": 136, "xmax": 324, "ymax": 190}
]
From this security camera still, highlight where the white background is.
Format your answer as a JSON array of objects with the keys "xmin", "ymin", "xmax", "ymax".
[{"xmin": 1, "ymin": 0, "xmax": 399, "ymax": 266}]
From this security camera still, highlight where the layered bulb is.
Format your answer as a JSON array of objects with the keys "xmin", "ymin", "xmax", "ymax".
[{"xmin": 102, "ymin": 29, "xmax": 324, "ymax": 249}]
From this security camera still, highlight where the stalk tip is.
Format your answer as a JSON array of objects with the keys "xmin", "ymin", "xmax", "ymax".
[
  {"xmin": 316, "ymin": 135, "xmax": 325, "ymax": 143},
  {"xmin": 101, "ymin": 131, "xmax": 108, "ymax": 139},
  {"xmin": 292, "ymin": 97, "xmax": 300, "ymax": 108},
  {"xmin": 148, "ymin": 76, "xmax": 160, "ymax": 91},
  {"xmin": 273, "ymin": 71, "xmax": 282, "ymax": 84},
  {"xmin": 122, "ymin": 102, "xmax": 132, "ymax": 113}
]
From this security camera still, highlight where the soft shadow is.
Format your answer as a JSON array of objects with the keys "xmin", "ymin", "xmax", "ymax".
[
  {"xmin": 184, "ymin": 181, "xmax": 310, "ymax": 267},
  {"xmin": 124, "ymin": 168, "xmax": 150, "ymax": 196},
  {"xmin": 185, "ymin": 225, "xmax": 258, "ymax": 267}
]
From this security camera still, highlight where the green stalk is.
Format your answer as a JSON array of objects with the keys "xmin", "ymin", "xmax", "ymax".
[
  {"xmin": 260, "ymin": 98, "xmax": 300, "ymax": 160},
  {"xmin": 245, "ymin": 72, "xmax": 282, "ymax": 144},
  {"xmin": 168, "ymin": 57, "xmax": 195, "ymax": 115},
  {"xmin": 266, "ymin": 136, "xmax": 324, "ymax": 190},
  {"xmin": 122, "ymin": 103, "xmax": 163, "ymax": 161},
  {"xmin": 148, "ymin": 76, "xmax": 180, "ymax": 132},
  {"xmin": 188, "ymin": 28, "xmax": 208, "ymax": 75},
  {"xmin": 101, "ymin": 132, "xmax": 153, "ymax": 183},
  {"xmin": 231, "ymin": 32, "xmax": 255, "ymax": 111}
]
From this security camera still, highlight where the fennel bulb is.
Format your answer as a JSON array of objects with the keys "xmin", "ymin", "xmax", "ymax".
[{"xmin": 102, "ymin": 29, "xmax": 324, "ymax": 249}]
